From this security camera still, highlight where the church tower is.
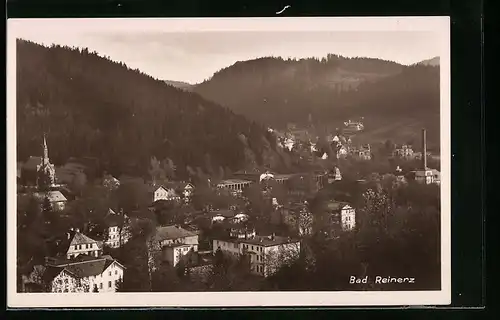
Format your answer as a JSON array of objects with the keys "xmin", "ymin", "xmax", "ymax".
[{"xmin": 36, "ymin": 134, "xmax": 56, "ymax": 188}]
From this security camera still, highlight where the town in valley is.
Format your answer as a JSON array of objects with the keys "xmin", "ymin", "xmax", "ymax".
[{"xmin": 15, "ymin": 34, "xmax": 442, "ymax": 294}]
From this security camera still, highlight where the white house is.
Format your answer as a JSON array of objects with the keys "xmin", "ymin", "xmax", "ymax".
[
  {"xmin": 213, "ymin": 235, "xmax": 301, "ymax": 277},
  {"xmin": 413, "ymin": 169, "xmax": 441, "ymax": 185},
  {"xmin": 150, "ymin": 185, "xmax": 181, "ymax": 203},
  {"xmin": 325, "ymin": 201, "xmax": 356, "ymax": 232},
  {"xmin": 393, "ymin": 145, "xmax": 414, "ymax": 159},
  {"xmin": 42, "ymin": 255, "xmax": 125, "ymax": 293},
  {"xmin": 49, "ymin": 229, "xmax": 102, "ymax": 260},
  {"xmin": 164, "ymin": 181, "xmax": 195, "ymax": 202},
  {"xmin": 104, "ymin": 209, "xmax": 131, "ymax": 249}
]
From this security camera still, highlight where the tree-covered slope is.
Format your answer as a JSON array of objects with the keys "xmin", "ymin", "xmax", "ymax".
[{"xmin": 16, "ymin": 39, "xmax": 278, "ymax": 178}]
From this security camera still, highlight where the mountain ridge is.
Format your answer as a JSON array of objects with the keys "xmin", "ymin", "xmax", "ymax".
[
  {"xmin": 193, "ymin": 55, "xmax": 440, "ymax": 147},
  {"xmin": 16, "ymin": 39, "xmax": 281, "ymax": 178}
]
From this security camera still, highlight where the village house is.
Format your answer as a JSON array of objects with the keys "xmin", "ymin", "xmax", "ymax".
[
  {"xmin": 412, "ymin": 168, "xmax": 441, "ymax": 185},
  {"xmin": 102, "ymin": 174, "xmax": 120, "ymax": 190},
  {"xmin": 47, "ymin": 228, "xmax": 102, "ymax": 260},
  {"xmin": 327, "ymin": 201, "xmax": 356, "ymax": 231},
  {"xmin": 392, "ymin": 144, "xmax": 415, "ymax": 159},
  {"xmin": 208, "ymin": 209, "xmax": 237, "ymax": 224},
  {"xmin": 213, "ymin": 234, "xmax": 301, "ymax": 277},
  {"xmin": 33, "ymin": 190, "xmax": 68, "ymax": 211},
  {"xmin": 314, "ymin": 201, "xmax": 356, "ymax": 238},
  {"xmin": 343, "ymin": 120, "xmax": 365, "ymax": 133},
  {"xmin": 327, "ymin": 167, "xmax": 342, "ymax": 183},
  {"xmin": 149, "ymin": 184, "xmax": 181, "ymax": 203},
  {"xmin": 151, "ymin": 225, "xmax": 199, "ymax": 267},
  {"xmin": 35, "ymin": 255, "xmax": 125, "ymax": 293},
  {"xmin": 163, "ymin": 181, "xmax": 195, "ymax": 202},
  {"xmin": 103, "ymin": 209, "xmax": 131, "ymax": 249},
  {"xmin": 411, "ymin": 128, "xmax": 441, "ymax": 185},
  {"xmin": 351, "ymin": 144, "xmax": 372, "ymax": 160}
]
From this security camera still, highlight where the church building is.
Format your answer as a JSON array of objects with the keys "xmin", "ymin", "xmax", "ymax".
[{"xmin": 20, "ymin": 134, "xmax": 56, "ymax": 188}]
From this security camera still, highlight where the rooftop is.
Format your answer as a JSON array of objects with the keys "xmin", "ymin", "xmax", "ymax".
[
  {"xmin": 217, "ymin": 179, "xmax": 253, "ymax": 185},
  {"xmin": 47, "ymin": 230, "xmax": 99, "ymax": 257},
  {"xmin": 241, "ymin": 235, "xmax": 300, "ymax": 247},
  {"xmin": 154, "ymin": 225, "xmax": 197, "ymax": 242},
  {"xmin": 33, "ymin": 190, "xmax": 67, "ymax": 203},
  {"xmin": 325, "ymin": 200, "xmax": 351, "ymax": 211},
  {"xmin": 43, "ymin": 255, "xmax": 122, "ymax": 282},
  {"xmin": 208, "ymin": 209, "xmax": 236, "ymax": 218}
]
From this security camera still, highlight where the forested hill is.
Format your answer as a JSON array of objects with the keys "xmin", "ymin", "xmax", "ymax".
[
  {"xmin": 194, "ymin": 56, "xmax": 440, "ymax": 146},
  {"xmin": 16, "ymin": 39, "xmax": 279, "ymax": 178}
]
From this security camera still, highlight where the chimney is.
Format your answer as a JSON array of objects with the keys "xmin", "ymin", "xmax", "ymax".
[
  {"xmin": 422, "ymin": 128, "xmax": 427, "ymax": 170},
  {"xmin": 66, "ymin": 232, "xmax": 70, "ymax": 240},
  {"xmin": 75, "ymin": 228, "xmax": 80, "ymax": 233}
]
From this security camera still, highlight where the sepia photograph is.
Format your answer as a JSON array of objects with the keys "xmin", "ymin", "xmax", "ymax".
[{"xmin": 7, "ymin": 17, "xmax": 451, "ymax": 307}]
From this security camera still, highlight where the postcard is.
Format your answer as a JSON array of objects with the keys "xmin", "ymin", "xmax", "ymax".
[{"xmin": 7, "ymin": 16, "xmax": 451, "ymax": 307}]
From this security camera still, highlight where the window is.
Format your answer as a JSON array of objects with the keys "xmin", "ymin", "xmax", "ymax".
[
  {"xmin": 234, "ymin": 243, "xmax": 238, "ymax": 249},
  {"xmin": 109, "ymin": 271, "xmax": 111, "ymax": 276},
  {"xmin": 115, "ymin": 270, "xmax": 118, "ymax": 275},
  {"xmin": 100, "ymin": 283, "xmax": 103, "ymax": 289},
  {"xmin": 108, "ymin": 281, "xmax": 112, "ymax": 288}
]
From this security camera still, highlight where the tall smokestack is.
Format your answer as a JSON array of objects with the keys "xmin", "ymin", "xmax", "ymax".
[{"xmin": 422, "ymin": 128, "xmax": 427, "ymax": 169}]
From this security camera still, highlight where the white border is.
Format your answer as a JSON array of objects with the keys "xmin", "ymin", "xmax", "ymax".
[{"xmin": 7, "ymin": 17, "xmax": 451, "ymax": 308}]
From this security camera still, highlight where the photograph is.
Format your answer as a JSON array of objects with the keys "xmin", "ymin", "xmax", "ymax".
[{"xmin": 7, "ymin": 17, "xmax": 451, "ymax": 307}]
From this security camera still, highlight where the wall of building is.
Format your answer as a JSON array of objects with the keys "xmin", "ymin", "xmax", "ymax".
[
  {"xmin": 49, "ymin": 271, "xmax": 91, "ymax": 293},
  {"xmin": 106, "ymin": 226, "xmax": 131, "ymax": 248},
  {"xmin": 66, "ymin": 242, "xmax": 101, "ymax": 259},
  {"xmin": 341, "ymin": 207, "xmax": 356, "ymax": 231},
  {"xmin": 88, "ymin": 262, "xmax": 124, "ymax": 293}
]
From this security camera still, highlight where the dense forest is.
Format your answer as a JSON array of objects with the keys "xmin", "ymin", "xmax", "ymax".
[
  {"xmin": 194, "ymin": 55, "xmax": 440, "ymax": 147},
  {"xmin": 16, "ymin": 39, "xmax": 281, "ymax": 178}
]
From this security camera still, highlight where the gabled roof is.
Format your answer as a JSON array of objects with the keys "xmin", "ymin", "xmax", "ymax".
[
  {"xmin": 33, "ymin": 190, "xmax": 67, "ymax": 203},
  {"xmin": 209, "ymin": 209, "xmax": 236, "ymax": 218},
  {"xmin": 70, "ymin": 231, "xmax": 99, "ymax": 246},
  {"xmin": 154, "ymin": 225, "xmax": 197, "ymax": 242},
  {"xmin": 163, "ymin": 181, "xmax": 194, "ymax": 190},
  {"xmin": 325, "ymin": 201, "xmax": 351, "ymax": 211},
  {"xmin": 48, "ymin": 230, "xmax": 99, "ymax": 257},
  {"xmin": 43, "ymin": 256, "xmax": 124, "ymax": 281}
]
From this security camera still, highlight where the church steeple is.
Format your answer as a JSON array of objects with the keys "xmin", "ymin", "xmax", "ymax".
[{"xmin": 42, "ymin": 134, "xmax": 49, "ymax": 164}]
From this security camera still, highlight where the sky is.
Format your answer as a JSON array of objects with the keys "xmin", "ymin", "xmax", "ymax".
[{"xmin": 10, "ymin": 19, "xmax": 443, "ymax": 84}]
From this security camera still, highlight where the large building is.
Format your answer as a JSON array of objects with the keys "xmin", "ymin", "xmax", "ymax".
[
  {"xmin": 151, "ymin": 225, "xmax": 199, "ymax": 267},
  {"xmin": 103, "ymin": 209, "xmax": 131, "ymax": 249},
  {"xmin": 213, "ymin": 234, "xmax": 301, "ymax": 277},
  {"xmin": 40, "ymin": 255, "xmax": 124, "ymax": 293},
  {"xmin": 216, "ymin": 179, "xmax": 253, "ymax": 193},
  {"xmin": 314, "ymin": 200, "xmax": 356, "ymax": 238}
]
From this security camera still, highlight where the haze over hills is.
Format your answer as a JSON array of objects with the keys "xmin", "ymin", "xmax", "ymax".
[
  {"xmin": 415, "ymin": 56, "xmax": 440, "ymax": 67},
  {"xmin": 194, "ymin": 55, "xmax": 441, "ymax": 148},
  {"xmin": 164, "ymin": 80, "xmax": 194, "ymax": 92},
  {"xmin": 16, "ymin": 39, "xmax": 283, "ymax": 178}
]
